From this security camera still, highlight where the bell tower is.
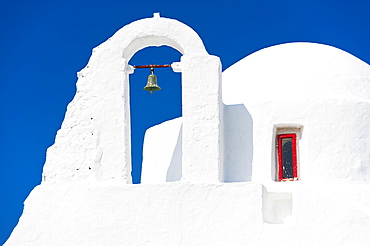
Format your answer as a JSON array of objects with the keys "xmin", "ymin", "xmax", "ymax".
[
  {"xmin": 42, "ymin": 13, "xmax": 224, "ymax": 184},
  {"xmin": 5, "ymin": 14, "xmax": 230, "ymax": 246},
  {"xmin": 6, "ymin": 14, "xmax": 370, "ymax": 246}
]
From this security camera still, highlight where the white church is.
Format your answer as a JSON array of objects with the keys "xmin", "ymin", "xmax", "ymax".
[{"xmin": 5, "ymin": 14, "xmax": 370, "ymax": 245}]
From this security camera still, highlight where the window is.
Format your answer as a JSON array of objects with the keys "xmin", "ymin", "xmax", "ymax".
[
  {"xmin": 273, "ymin": 124, "xmax": 303, "ymax": 182},
  {"xmin": 277, "ymin": 134, "xmax": 298, "ymax": 181}
]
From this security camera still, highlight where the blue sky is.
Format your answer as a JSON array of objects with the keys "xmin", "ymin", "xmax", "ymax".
[{"xmin": 1, "ymin": 0, "xmax": 370, "ymax": 243}]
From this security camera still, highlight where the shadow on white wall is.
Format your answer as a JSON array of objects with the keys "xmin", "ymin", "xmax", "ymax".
[{"xmin": 223, "ymin": 104, "xmax": 253, "ymax": 182}]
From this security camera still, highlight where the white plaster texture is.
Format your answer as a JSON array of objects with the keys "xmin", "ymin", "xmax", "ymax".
[
  {"xmin": 222, "ymin": 42, "xmax": 370, "ymax": 187},
  {"xmin": 5, "ymin": 182, "xmax": 265, "ymax": 246},
  {"xmin": 5, "ymin": 15, "xmax": 370, "ymax": 246},
  {"xmin": 41, "ymin": 14, "xmax": 224, "ymax": 184},
  {"xmin": 142, "ymin": 43, "xmax": 370, "ymax": 186},
  {"xmin": 6, "ymin": 181, "xmax": 370, "ymax": 245},
  {"xmin": 141, "ymin": 117, "xmax": 182, "ymax": 184},
  {"xmin": 136, "ymin": 42, "xmax": 370, "ymax": 244}
]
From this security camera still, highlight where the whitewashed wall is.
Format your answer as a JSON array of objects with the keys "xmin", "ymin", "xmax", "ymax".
[
  {"xmin": 5, "ymin": 15, "xmax": 370, "ymax": 246},
  {"xmin": 222, "ymin": 42, "xmax": 370, "ymax": 187},
  {"xmin": 41, "ymin": 13, "xmax": 224, "ymax": 184},
  {"xmin": 138, "ymin": 42, "xmax": 370, "ymax": 245}
]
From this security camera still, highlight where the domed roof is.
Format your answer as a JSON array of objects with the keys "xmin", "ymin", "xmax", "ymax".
[{"xmin": 223, "ymin": 42, "xmax": 370, "ymax": 105}]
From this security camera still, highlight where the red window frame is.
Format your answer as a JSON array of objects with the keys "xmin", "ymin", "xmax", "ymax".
[{"xmin": 277, "ymin": 133, "xmax": 298, "ymax": 181}]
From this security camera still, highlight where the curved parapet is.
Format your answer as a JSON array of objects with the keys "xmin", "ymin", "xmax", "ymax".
[
  {"xmin": 42, "ymin": 14, "xmax": 222, "ymax": 184},
  {"xmin": 117, "ymin": 13, "xmax": 208, "ymax": 60}
]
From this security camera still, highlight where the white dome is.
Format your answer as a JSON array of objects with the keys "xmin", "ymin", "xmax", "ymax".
[
  {"xmin": 222, "ymin": 42, "xmax": 370, "ymax": 184},
  {"xmin": 223, "ymin": 42, "xmax": 370, "ymax": 105}
]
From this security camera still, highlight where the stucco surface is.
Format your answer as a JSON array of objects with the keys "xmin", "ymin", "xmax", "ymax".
[
  {"xmin": 222, "ymin": 42, "xmax": 370, "ymax": 186},
  {"xmin": 6, "ymin": 181, "xmax": 370, "ymax": 246},
  {"xmin": 141, "ymin": 117, "xmax": 182, "ymax": 184},
  {"xmin": 142, "ymin": 42, "xmax": 370, "ymax": 185},
  {"xmin": 6, "ymin": 182, "xmax": 264, "ymax": 246},
  {"xmin": 41, "ymin": 14, "xmax": 223, "ymax": 184},
  {"xmin": 5, "ymin": 16, "xmax": 370, "ymax": 245}
]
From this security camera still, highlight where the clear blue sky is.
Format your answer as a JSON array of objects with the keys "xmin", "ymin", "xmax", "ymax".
[{"xmin": 1, "ymin": 0, "xmax": 369, "ymax": 243}]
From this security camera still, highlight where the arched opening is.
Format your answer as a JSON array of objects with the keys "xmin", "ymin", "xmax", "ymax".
[
  {"xmin": 41, "ymin": 16, "xmax": 222, "ymax": 185},
  {"xmin": 129, "ymin": 46, "xmax": 182, "ymax": 183}
]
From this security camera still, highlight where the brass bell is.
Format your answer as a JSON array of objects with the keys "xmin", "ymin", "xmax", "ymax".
[{"xmin": 143, "ymin": 68, "xmax": 161, "ymax": 94}]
